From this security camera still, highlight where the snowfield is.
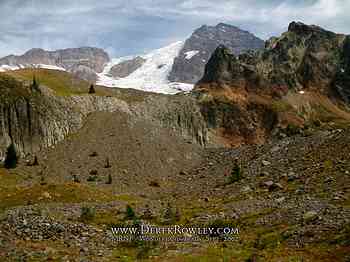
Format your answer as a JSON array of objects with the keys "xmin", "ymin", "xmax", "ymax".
[
  {"xmin": 97, "ymin": 41, "xmax": 194, "ymax": 94},
  {"xmin": 0, "ymin": 64, "xmax": 66, "ymax": 72}
]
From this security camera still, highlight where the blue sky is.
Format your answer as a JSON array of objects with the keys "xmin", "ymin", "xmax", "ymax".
[{"xmin": 0, "ymin": 0, "xmax": 349, "ymax": 58}]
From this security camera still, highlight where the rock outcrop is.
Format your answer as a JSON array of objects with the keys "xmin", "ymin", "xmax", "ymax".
[
  {"xmin": 109, "ymin": 56, "xmax": 146, "ymax": 78},
  {"xmin": 199, "ymin": 22, "xmax": 350, "ymax": 100},
  {"xmin": 168, "ymin": 23, "xmax": 264, "ymax": 84}
]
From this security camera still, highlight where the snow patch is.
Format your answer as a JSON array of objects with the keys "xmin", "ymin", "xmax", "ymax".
[
  {"xmin": 184, "ymin": 50, "xmax": 200, "ymax": 60},
  {"xmin": 35, "ymin": 64, "xmax": 66, "ymax": 71},
  {"xmin": 97, "ymin": 41, "xmax": 194, "ymax": 94},
  {"xmin": 0, "ymin": 64, "xmax": 66, "ymax": 72}
]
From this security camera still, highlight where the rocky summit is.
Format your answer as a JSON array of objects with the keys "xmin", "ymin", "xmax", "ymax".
[
  {"xmin": 199, "ymin": 21, "xmax": 350, "ymax": 99},
  {"xmin": 0, "ymin": 21, "xmax": 349, "ymax": 262},
  {"xmin": 168, "ymin": 23, "xmax": 264, "ymax": 84}
]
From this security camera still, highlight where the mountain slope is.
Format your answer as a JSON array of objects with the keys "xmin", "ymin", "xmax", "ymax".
[{"xmin": 168, "ymin": 23, "xmax": 264, "ymax": 84}]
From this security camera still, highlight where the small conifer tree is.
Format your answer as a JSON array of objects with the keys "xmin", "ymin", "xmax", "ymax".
[
  {"xmin": 31, "ymin": 75, "xmax": 40, "ymax": 91},
  {"xmin": 4, "ymin": 143, "xmax": 18, "ymax": 169},
  {"xmin": 125, "ymin": 205, "xmax": 136, "ymax": 220},
  {"xmin": 106, "ymin": 173, "xmax": 112, "ymax": 184},
  {"xmin": 228, "ymin": 160, "xmax": 242, "ymax": 184},
  {"xmin": 88, "ymin": 84, "xmax": 96, "ymax": 94}
]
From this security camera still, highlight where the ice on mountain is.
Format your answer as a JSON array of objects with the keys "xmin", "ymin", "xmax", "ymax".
[{"xmin": 184, "ymin": 50, "xmax": 200, "ymax": 60}]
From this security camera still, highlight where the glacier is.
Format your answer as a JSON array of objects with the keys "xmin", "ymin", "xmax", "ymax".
[{"xmin": 97, "ymin": 41, "xmax": 194, "ymax": 94}]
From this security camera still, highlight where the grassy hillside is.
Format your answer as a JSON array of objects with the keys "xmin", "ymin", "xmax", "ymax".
[
  {"xmin": 3, "ymin": 69, "xmax": 153, "ymax": 104},
  {"xmin": 5, "ymin": 69, "xmax": 90, "ymax": 96}
]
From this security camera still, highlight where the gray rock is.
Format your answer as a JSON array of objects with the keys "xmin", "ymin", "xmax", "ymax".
[
  {"xmin": 260, "ymin": 171, "xmax": 269, "ymax": 177},
  {"xmin": 303, "ymin": 211, "xmax": 318, "ymax": 223},
  {"xmin": 109, "ymin": 56, "xmax": 146, "ymax": 78},
  {"xmin": 262, "ymin": 160, "xmax": 272, "ymax": 166},
  {"xmin": 276, "ymin": 197, "xmax": 286, "ymax": 203},
  {"xmin": 262, "ymin": 181, "xmax": 274, "ymax": 187},
  {"xmin": 241, "ymin": 186, "xmax": 252, "ymax": 193}
]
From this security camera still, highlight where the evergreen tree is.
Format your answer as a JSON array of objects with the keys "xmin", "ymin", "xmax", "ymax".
[
  {"xmin": 88, "ymin": 84, "xmax": 96, "ymax": 94},
  {"xmin": 125, "ymin": 205, "xmax": 136, "ymax": 220},
  {"xmin": 4, "ymin": 143, "xmax": 18, "ymax": 169},
  {"xmin": 31, "ymin": 75, "xmax": 40, "ymax": 91},
  {"xmin": 106, "ymin": 173, "xmax": 112, "ymax": 184},
  {"xmin": 228, "ymin": 159, "xmax": 242, "ymax": 184}
]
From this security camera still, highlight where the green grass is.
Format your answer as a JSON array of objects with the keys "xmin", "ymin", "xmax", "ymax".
[{"xmin": 6, "ymin": 69, "xmax": 89, "ymax": 96}]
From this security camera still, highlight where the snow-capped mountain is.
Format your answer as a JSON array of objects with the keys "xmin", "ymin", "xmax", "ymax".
[
  {"xmin": 0, "ymin": 23, "xmax": 264, "ymax": 94},
  {"xmin": 97, "ymin": 41, "xmax": 193, "ymax": 94},
  {"xmin": 97, "ymin": 23, "xmax": 264, "ymax": 93}
]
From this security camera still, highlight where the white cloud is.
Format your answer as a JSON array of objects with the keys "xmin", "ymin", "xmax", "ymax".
[{"xmin": 0, "ymin": 0, "xmax": 349, "ymax": 57}]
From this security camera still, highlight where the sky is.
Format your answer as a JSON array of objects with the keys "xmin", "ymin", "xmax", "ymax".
[{"xmin": 0, "ymin": 0, "xmax": 349, "ymax": 58}]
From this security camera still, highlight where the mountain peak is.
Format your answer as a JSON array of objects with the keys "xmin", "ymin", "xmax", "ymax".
[
  {"xmin": 215, "ymin": 23, "xmax": 240, "ymax": 30},
  {"xmin": 168, "ymin": 23, "xmax": 264, "ymax": 84}
]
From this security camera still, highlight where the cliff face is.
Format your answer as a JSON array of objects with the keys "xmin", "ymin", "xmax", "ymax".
[
  {"xmin": 130, "ymin": 94, "xmax": 210, "ymax": 147},
  {"xmin": 168, "ymin": 23, "xmax": 264, "ymax": 84},
  {"xmin": 0, "ymin": 74, "xmax": 129, "ymax": 158}
]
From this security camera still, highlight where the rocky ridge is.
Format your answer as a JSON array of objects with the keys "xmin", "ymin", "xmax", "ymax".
[{"xmin": 199, "ymin": 21, "xmax": 350, "ymax": 100}]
